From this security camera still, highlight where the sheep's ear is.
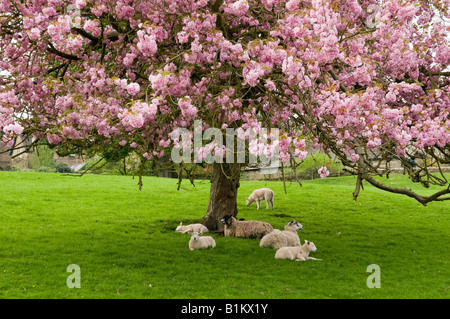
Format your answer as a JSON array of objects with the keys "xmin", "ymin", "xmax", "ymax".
[
  {"xmin": 199, "ymin": 232, "xmax": 203, "ymax": 236},
  {"xmin": 306, "ymin": 240, "xmax": 310, "ymax": 245},
  {"xmin": 179, "ymin": 222, "xmax": 183, "ymax": 226},
  {"xmin": 188, "ymin": 232, "xmax": 192, "ymax": 235}
]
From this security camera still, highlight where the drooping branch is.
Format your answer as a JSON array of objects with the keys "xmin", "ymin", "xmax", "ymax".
[{"xmin": 363, "ymin": 174, "xmax": 450, "ymax": 206}]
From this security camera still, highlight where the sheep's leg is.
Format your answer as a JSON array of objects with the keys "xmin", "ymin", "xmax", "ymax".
[
  {"xmin": 270, "ymin": 198, "xmax": 274, "ymax": 210},
  {"xmin": 266, "ymin": 199, "xmax": 269, "ymax": 209},
  {"xmin": 256, "ymin": 200, "xmax": 260, "ymax": 210},
  {"xmin": 306, "ymin": 257, "xmax": 322, "ymax": 261}
]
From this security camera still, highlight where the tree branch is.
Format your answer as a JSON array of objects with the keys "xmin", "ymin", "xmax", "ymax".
[
  {"xmin": 363, "ymin": 174, "xmax": 450, "ymax": 206},
  {"xmin": 47, "ymin": 42, "xmax": 81, "ymax": 61},
  {"xmin": 328, "ymin": 67, "xmax": 347, "ymax": 93},
  {"xmin": 73, "ymin": 27, "xmax": 99, "ymax": 44}
]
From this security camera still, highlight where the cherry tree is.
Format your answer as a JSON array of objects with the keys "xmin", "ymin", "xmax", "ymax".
[{"xmin": 1, "ymin": 0, "xmax": 449, "ymax": 230}]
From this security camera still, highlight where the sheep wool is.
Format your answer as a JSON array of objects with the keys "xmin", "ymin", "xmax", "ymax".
[
  {"xmin": 175, "ymin": 222, "xmax": 209, "ymax": 234},
  {"xmin": 259, "ymin": 220, "xmax": 303, "ymax": 249},
  {"xmin": 221, "ymin": 215, "xmax": 274, "ymax": 239},
  {"xmin": 188, "ymin": 231, "xmax": 216, "ymax": 250},
  {"xmin": 275, "ymin": 240, "xmax": 320, "ymax": 261}
]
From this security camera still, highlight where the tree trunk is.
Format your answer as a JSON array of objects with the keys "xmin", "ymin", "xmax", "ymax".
[{"xmin": 202, "ymin": 162, "xmax": 241, "ymax": 232}]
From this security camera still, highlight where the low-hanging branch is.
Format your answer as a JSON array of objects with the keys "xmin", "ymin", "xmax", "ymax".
[{"xmin": 363, "ymin": 174, "xmax": 450, "ymax": 206}]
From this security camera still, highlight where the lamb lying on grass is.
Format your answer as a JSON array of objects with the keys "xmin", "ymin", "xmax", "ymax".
[
  {"xmin": 259, "ymin": 220, "xmax": 303, "ymax": 249},
  {"xmin": 246, "ymin": 188, "xmax": 274, "ymax": 210},
  {"xmin": 221, "ymin": 214, "xmax": 274, "ymax": 239},
  {"xmin": 274, "ymin": 240, "xmax": 322, "ymax": 261},
  {"xmin": 188, "ymin": 231, "xmax": 216, "ymax": 250},
  {"xmin": 175, "ymin": 222, "xmax": 209, "ymax": 234}
]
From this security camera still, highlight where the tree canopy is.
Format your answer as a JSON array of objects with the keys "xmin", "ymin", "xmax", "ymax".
[{"xmin": 1, "ymin": 0, "xmax": 450, "ymax": 205}]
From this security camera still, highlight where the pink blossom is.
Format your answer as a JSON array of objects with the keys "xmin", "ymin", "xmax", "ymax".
[
  {"xmin": 265, "ymin": 79, "xmax": 276, "ymax": 91},
  {"xmin": 123, "ymin": 53, "xmax": 137, "ymax": 67},
  {"xmin": 224, "ymin": 0, "xmax": 250, "ymax": 17},
  {"xmin": 178, "ymin": 97, "xmax": 198, "ymax": 120},
  {"xmin": 159, "ymin": 139, "xmax": 171, "ymax": 147},
  {"xmin": 386, "ymin": 92, "xmax": 396, "ymax": 103},
  {"xmin": 76, "ymin": 0, "xmax": 87, "ymax": 9},
  {"xmin": 143, "ymin": 152, "xmax": 152, "ymax": 160},
  {"xmin": 47, "ymin": 133, "xmax": 62, "ymax": 145},
  {"xmin": 286, "ymin": 0, "xmax": 300, "ymax": 11},
  {"xmin": 350, "ymin": 153, "xmax": 360, "ymax": 162},
  {"xmin": 28, "ymin": 27, "xmax": 40, "ymax": 41},
  {"xmin": 126, "ymin": 83, "xmax": 140, "ymax": 96},
  {"xmin": 137, "ymin": 31, "xmax": 157, "ymax": 57},
  {"xmin": 295, "ymin": 150, "xmax": 308, "ymax": 160},
  {"xmin": 243, "ymin": 62, "xmax": 266, "ymax": 87},
  {"xmin": 3, "ymin": 123, "xmax": 24, "ymax": 135},
  {"xmin": 83, "ymin": 20, "xmax": 99, "ymax": 33},
  {"xmin": 318, "ymin": 166, "xmax": 330, "ymax": 178}
]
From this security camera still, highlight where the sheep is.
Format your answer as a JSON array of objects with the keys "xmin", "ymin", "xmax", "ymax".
[
  {"xmin": 175, "ymin": 222, "xmax": 209, "ymax": 234},
  {"xmin": 220, "ymin": 214, "xmax": 274, "ymax": 239},
  {"xmin": 188, "ymin": 231, "xmax": 216, "ymax": 250},
  {"xmin": 275, "ymin": 240, "xmax": 322, "ymax": 261},
  {"xmin": 259, "ymin": 220, "xmax": 303, "ymax": 249},
  {"xmin": 246, "ymin": 188, "xmax": 274, "ymax": 210}
]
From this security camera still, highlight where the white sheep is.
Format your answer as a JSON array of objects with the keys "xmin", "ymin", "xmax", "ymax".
[
  {"xmin": 188, "ymin": 231, "xmax": 216, "ymax": 250},
  {"xmin": 221, "ymin": 214, "xmax": 274, "ymax": 239},
  {"xmin": 175, "ymin": 222, "xmax": 209, "ymax": 234},
  {"xmin": 275, "ymin": 240, "xmax": 322, "ymax": 261},
  {"xmin": 259, "ymin": 220, "xmax": 303, "ymax": 249},
  {"xmin": 246, "ymin": 188, "xmax": 274, "ymax": 210}
]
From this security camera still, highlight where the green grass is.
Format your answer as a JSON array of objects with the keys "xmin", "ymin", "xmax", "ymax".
[{"xmin": 0, "ymin": 171, "xmax": 449, "ymax": 299}]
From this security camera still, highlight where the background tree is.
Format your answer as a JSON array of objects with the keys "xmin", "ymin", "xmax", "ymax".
[{"xmin": 1, "ymin": 0, "xmax": 449, "ymax": 230}]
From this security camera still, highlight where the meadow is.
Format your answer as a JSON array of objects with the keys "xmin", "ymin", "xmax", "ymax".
[{"xmin": 0, "ymin": 171, "xmax": 449, "ymax": 299}]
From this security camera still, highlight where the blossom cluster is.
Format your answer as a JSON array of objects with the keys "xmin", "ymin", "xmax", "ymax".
[{"xmin": 0, "ymin": 0, "xmax": 449, "ymax": 179}]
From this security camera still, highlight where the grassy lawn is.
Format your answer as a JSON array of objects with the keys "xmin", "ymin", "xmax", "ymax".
[{"xmin": 0, "ymin": 171, "xmax": 449, "ymax": 299}]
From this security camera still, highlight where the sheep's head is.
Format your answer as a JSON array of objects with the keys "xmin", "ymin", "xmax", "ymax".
[
  {"xmin": 246, "ymin": 198, "xmax": 251, "ymax": 206},
  {"xmin": 175, "ymin": 222, "xmax": 183, "ymax": 232},
  {"xmin": 304, "ymin": 240, "xmax": 317, "ymax": 252},
  {"xmin": 220, "ymin": 214, "xmax": 234, "ymax": 226},
  {"xmin": 188, "ymin": 231, "xmax": 202, "ymax": 241},
  {"xmin": 287, "ymin": 220, "xmax": 303, "ymax": 231}
]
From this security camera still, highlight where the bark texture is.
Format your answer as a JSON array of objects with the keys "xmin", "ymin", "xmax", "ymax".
[{"xmin": 202, "ymin": 162, "xmax": 241, "ymax": 232}]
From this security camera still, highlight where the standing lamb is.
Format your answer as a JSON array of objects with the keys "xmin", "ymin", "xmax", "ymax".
[
  {"xmin": 221, "ymin": 214, "xmax": 274, "ymax": 239},
  {"xmin": 275, "ymin": 240, "xmax": 322, "ymax": 261},
  {"xmin": 175, "ymin": 222, "xmax": 209, "ymax": 234},
  {"xmin": 246, "ymin": 188, "xmax": 274, "ymax": 210},
  {"xmin": 259, "ymin": 220, "xmax": 303, "ymax": 249},
  {"xmin": 188, "ymin": 231, "xmax": 216, "ymax": 250}
]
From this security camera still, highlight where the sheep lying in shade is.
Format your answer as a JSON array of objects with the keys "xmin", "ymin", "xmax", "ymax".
[
  {"xmin": 188, "ymin": 231, "xmax": 216, "ymax": 250},
  {"xmin": 274, "ymin": 240, "xmax": 322, "ymax": 261},
  {"xmin": 259, "ymin": 220, "xmax": 303, "ymax": 249},
  {"xmin": 175, "ymin": 222, "xmax": 209, "ymax": 234},
  {"xmin": 221, "ymin": 214, "xmax": 274, "ymax": 239}
]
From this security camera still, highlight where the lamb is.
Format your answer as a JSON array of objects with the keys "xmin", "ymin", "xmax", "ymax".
[
  {"xmin": 175, "ymin": 222, "xmax": 209, "ymax": 234},
  {"xmin": 259, "ymin": 220, "xmax": 303, "ymax": 249},
  {"xmin": 188, "ymin": 231, "xmax": 216, "ymax": 250},
  {"xmin": 220, "ymin": 214, "xmax": 274, "ymax": 239},
  {"xmin": 246, "ymin": 188, "xmax": 274, "ymax": 210},
  {"xmin": 274, "ymin": 240, "xmax": 322, "ymax": 261}
]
